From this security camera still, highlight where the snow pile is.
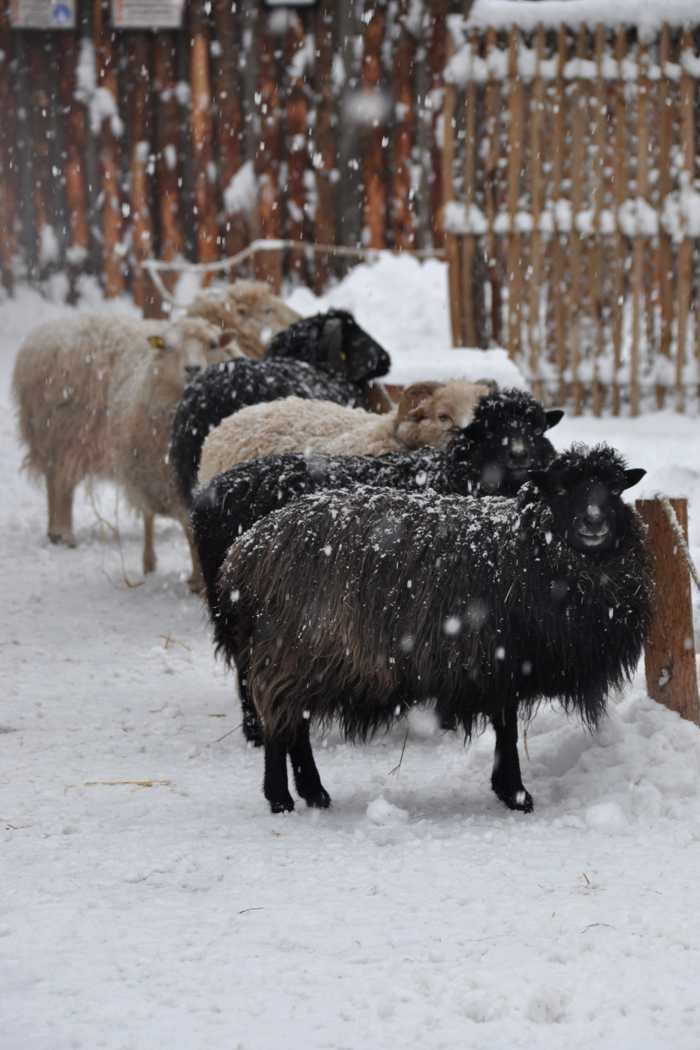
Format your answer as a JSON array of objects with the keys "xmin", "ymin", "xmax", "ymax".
[{"xmin": 464, "ymin": 0, "xmax": 700, "ymax": 32}]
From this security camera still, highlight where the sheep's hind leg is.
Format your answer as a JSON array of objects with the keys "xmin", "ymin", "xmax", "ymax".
[
  {"xmin": 290, "ymin": 723, "xmax": 331, "ymax": 809},
  {"xmin": 236, "ymin": 656, "xmax": 263, "ymax": 747},
  {"xmin": 490, "ymin": 706, "xmax": 533, "ymax": 813},
  {"xmin": 143, "ymin": 512, "xmax": 156, "ymax": 574},
  {"xmin": 263, "ymin": 737, "xmax": 295, "ymax": 813},
  {"xmin": 47, "ymin": 471, "xmax": 76, "ymax": 547}
]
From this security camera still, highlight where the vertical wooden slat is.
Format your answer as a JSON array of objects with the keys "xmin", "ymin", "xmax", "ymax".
[
  {"xmin": 0, "ymin": 0, "xmax": 17, "ymax": 292},
  {"xmin": 392, "ymin": 0, "xmax": 417, "ymax": 250},
  {"xmin": 362, "ymin": 0, "xmax": 387, "ymax": 249},
  {"xmin": 630, "ymin": 39, "xmax": 649, "ymax": 417},
  {"xmin": 552, "ymin": 25, "xmax": 569, "ymax": 406},
  {"xmin": 254, "ymin": 9, "xmax": 283, "ymax": 290},
  {"xmin": 483, "ymin": 27, "xmax": 502, "ymax": 346},
  {"xmin": 590, "ymin": 24, "xmax": 607, "ymax": 416},
  {"xmin": 59, "ymin": 32, "xmax": 90, "ymax": 302},
  {"xmin": 312, "ymin": 0, "xmax": 337, "ymax": 292},
  {"xmin": 675, "ymin": 28, "xmax": 694, "ymax": 413},
  {"xmin": 506, "ymin": 27, "xmax": 523, "ymax": 363},
  {"xmin": 285, "ymin": 12, "xmax": 310, "ymax": 282},
  {"xmin": 528, "ymin": 26, "xmax": 545, "ymax": 401},
  {"xmin": 611, "ymin": 26, "xmax": 628, "ymax": 416},
  {"xmin": 94, "ymin": 0, "xmax": 124, "ymax": 298},
  {"xmin": 569, "ymin": 25, "xmax": 587, "ymax": 415},
  {"xmin": 428, "ymin": 0, "xmax": 449, "ymax": 251},
  {"xmin": 153, "ymin": 35, "xmax": 185, "ymax": 280},
  {"xmin": 656, "ymin": 23, "xmax": 674, "ymax": 408},
  {"xmin": 128, "ymin": 34, "xmax": 154, "ymax": 311},
  {"xmin": 190, "ymin": 1, "xmax": 219, "ymax": 275},
  {"xmin": 212, "ymin": 0, "xmax": 247, "ymax": 258},
  {"xmin": 442, "ymin": 31, "xmax": 461, "ymax": 347},
  {"xmin": 28, "ymin": 33, "xmax": 54, "ymax": 280},
  {"xmin": 460, "ymin": 29, "xmax": 479, "ymax": 347}
]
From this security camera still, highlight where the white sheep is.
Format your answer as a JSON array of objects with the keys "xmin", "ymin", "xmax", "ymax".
[
  {"xmin": 197, "ymin": 380, "xmax": 490, "ymax": 487},
  {"xmin": 185, "ymin": 279, "xmax": 301, "ymax": 358},
  {"xmin": 12, "ymin": 313, "xmax": 234, "ymax": 580}
]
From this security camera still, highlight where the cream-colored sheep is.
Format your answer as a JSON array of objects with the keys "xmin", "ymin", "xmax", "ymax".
[
  {"xmin": 13, "ymin": 314, "xmax": 234, "ymax": 579},
  {"xmin": 185, "ymin": 279, "xmax": 301, "ymax": 358},
  {"xmin": 198, "ymin": 380, "xmax": 490, "ymax": 487}
]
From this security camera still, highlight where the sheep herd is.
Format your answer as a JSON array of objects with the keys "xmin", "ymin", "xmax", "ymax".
[{"xmin": 12, "ymin": 280, "xmax": 653, "ymax": 816}]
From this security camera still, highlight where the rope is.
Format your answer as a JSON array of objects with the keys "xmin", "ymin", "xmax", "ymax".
[
  {"xmin": 657, "ymin": 494, "xmax": 700, "ymax": 596},
  {"xmin": 142, "ymin": 240, "xmax": 447, "ymax": 306}
]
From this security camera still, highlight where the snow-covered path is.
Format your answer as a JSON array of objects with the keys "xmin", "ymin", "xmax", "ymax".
[{"xmin": 3, "ymin": 271, "xmax": 700, "ymax": 1050}]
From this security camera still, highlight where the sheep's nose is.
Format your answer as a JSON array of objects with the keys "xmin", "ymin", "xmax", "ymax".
[
  {"xmin": 585, "ymin": 503, "xmax": 603, "ymax": 524},
  {"xmin": 185, "ymin": 364, "xmax": 201, "ymax": 378},
  {"xmin": 509, "ymin": 439, "xmax": 530, "ymax": 464}
]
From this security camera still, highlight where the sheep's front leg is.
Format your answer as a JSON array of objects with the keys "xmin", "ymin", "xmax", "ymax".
[
  {"xmin": 263, "ymin": 737, "xmax": 295, "ymax": 814},
  {"xmin": 47, "ymin": 471, "xmax": 76, "ymax": 547},
  {"xmin": 143, "ymin": 512, "xmax": 156, "ymax": 574},
  {"xmin": 490, "ymin": 706, "xmax": 533, "ymax": 813},
  {"xmin": 289, "ymin": 724, "xmax": 331, "ymax": 809},
  {"xmin": 183, "ymin": 521, "xmax": 204, "ymax": 593}
]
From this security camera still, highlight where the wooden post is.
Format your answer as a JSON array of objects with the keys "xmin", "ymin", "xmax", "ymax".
[
  {"xmin": 254, "ymin": 8, "xmax": 283, "ymax": 291},
  {"xmin": 611, "ymin": 26, "xmax": 627, "ymax": 416},
  {"xmin": 28, "ymin": 32, "xmax": 54, "ymax": 281},
  {"xmin": 392, "ymin": 0, "xmax": 417, "ymax": 251},
  {"xmin": 94, "ymin": 0, "xmax": 125, "ymax": 298},
  {"xmin": 190, "ymin": 1, "xmax": 220, "ymax": 275},
  {"xmin": 506, "ymin": 27, "xmax": 523, "ymax": 364},
  {"xmin": 212, "ymin": 0, "xmax": 247, "ymax": 258},
  {"xmin": 442, "ymin": 33, "xmax": 461, "ymax": 347},
  {"xmin": 590, "ymin": 24, "xmax": 607, "ymax": 416},
  {"xmin": 569, "ymin": 25, "xmax": 587, "ymax": 415},
  {"xmin": 459, "ymin": 29, "xmax": 479, "ymax": 347},
  {"xmin": 312, "ymin": 0, "xmax": 337, "ymax": 293},
  {"xmin": 528, "ymin": 25, "xmax": 545, "ymax": 401},
  {"xmin": 153, "ymin": 34, "xmax": 185, "ymax": 289},
  {"xmin": 128, "ymin": 33, "xmax": 154, "ymax": 311},
  {"xmin": 675, "ymin": 28, "xmax": 694, "ymax": 414},
  {"xmin": 656, "ymin": 23, "xmax": 674, "ymax": 408},
  {"xmin": 636, "ymin": 498, "xmax": 700, "ymax": 724},
  {"xmin": 58, "ymin": 34, "xmax": 90, "ymax": 303},
  {"xmin": 0, "ymin": 0, "xmax": 18, "ymax": 293},
  {"xmin": 552, "ymin": 26, "xmax": 569, "ymax": 407},
  {"xmin": 483, "ymin": 27, "xmax": 502, "ymax": 347},
  {"xmin": 427, "ymin": 0, "xmax": 449, "ymax": 250},
  {"xmin": 285, "ymin": 11, "xmax": 310, "ymax": 282},
  {"xmin": 362, "ymin": 0, "xmax": 387, "ymax": 250}
]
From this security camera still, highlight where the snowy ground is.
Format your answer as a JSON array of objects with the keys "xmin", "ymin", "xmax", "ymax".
[{"xmin": 3, "ymin": 263, "xmax": 700, "ymax": 1050}]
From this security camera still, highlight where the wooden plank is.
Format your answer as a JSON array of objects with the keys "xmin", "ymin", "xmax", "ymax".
[
  {"xmin": 128, "ymin": 33, "xmax": 154, "ymax": 310},
  {"xmin": 362, "ymin": 0, "xmax": 387, "ymax": 249},
  {"xmin": 428, "ymin": 0, "xmax": 449, "ymax": 251},
  {"xmin": 675, "ymin": 28, "xmax": 695, "ymax": 413},
  {"xmin": 153, "ymin": 34, "xmax": 184, "ymax": 298},
  {"xmin": 392, "ymin": 0, "xmax": 418, "ymax": 250},
  {"xmin": 0, "ymin": 0, "xmax": 19, "ymax": 292},
  {"xmin": 94, "ymin": 0, "xmax": 125, "ymax": 298},
  {"xmin": 552, "ymin": 25, "xmax": 569, "ymax": 406},
  {"xmin": 637, "ymin": 498, "xmax": 699, "ymax": 724},
  {"xmin": 506, "ymin": 27, "xmax": 524, "ymax": 364},
  {"xmin": 656, "ymin": 23, "xmax": 674, "ymax": 409},
  {"xmin": 442, "ymin": 46, "xmax": 461, "ymax": 347},
  {"xmin": 312, "ymin": 0, "xmax": 338, "ymax": 292},
  {"xmin": 285, "ymin": 11, "xmax": 310, "ymax": 282},
  {"xmin": 483, "ymin": 27, "xmax": 502, "ymax": 347},
  {"xmin": 569, "ymin": 25, "xmax": 587, "ymax": 415},
  {"xmin": 212, "ymin": 0, "xmax": 247, "ymax": 258},
  {"xmin": 630, "ymin": 39, "xmax": 649, "ymax": 417},
  {"xmin": 254, "ymin": 8, "xmax": 283, "ymax": 290},
  {"xmin": 611, "ymin": 26, "xmax": 628, "ymax": 416},
  {"xmin": 589, "ymin": 24, "xmax": 607, "ymax": 416},
  {"xmin": 190, "ymin": 1, "xmax": 219, "ymax": 276},
  {"xmin": 28, "ymin": 32, "xmax": 54, "ymax": 280},
  {"xmin": 460, "ymin": 29, "xmax": 479, "ymax": 346},
  {"xmin": 528, "ymin": 25, "xmax": 545, "ymax": 401},
  {"xmin": 58, "ymin": 32, "xmax": 90, "ymax": 303}
]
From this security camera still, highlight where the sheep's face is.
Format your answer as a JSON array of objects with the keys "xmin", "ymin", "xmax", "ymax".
[
  {"xmin": 530, "ymin": 460, "xmax": 646, "ymax": 554},
  {"xmin": 324, "ymin": 312, "xmax": 391, "ymax": 383},
  {"xmin": 150, "ymin": 319, "xmax": 230, "ymax": 387},
  {"xmin": 395, "ymin": 380, "xmax": 492, "ymax": 450},
  {"xmin": 457, "ymin": 402, "xmax": 563, "ymax": 496}
]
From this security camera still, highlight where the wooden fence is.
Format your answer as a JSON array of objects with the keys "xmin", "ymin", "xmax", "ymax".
[
  {"xmin": 444, "ymin": 16, "xmax": 700, "ymax": 414},
  {"xmin": 0, "ymin": 0, "xmax": 475, "ymax": 306}
]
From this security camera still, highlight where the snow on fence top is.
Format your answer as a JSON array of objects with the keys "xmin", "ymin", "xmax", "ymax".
[{"xmin": 462, "ymin": 0, "xmax": 700, "ymax": 34}]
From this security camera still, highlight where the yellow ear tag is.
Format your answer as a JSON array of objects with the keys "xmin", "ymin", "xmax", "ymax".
[{"xmin": 148, "ymin": 335, "xmax": 166, "ymax": 349}]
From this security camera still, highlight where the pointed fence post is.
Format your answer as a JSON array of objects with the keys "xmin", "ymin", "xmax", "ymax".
[{"xmin": 636, "ymin": 498, "xmax": 699, "ymax": 724}]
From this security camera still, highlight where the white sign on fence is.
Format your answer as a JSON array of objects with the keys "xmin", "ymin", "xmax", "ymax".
[
  {"xmin": 111, "ymin": 0, "xmax": 185, "ymax": 30},
  {"xmin": 10, "ymin": 0, "xmax": 75, "ymax": 28}
]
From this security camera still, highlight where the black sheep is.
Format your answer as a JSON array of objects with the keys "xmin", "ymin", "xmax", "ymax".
[
  {"xmin": 216, "ymin": 444, "xmax": 651, "ymax": 814},
  {"xmin": 169, "ymin": 309, "xmax": 390, "ymax": 507},
  {"xmin": 192, "ymin": 388, "xmax": 563, "ymax": 743}
]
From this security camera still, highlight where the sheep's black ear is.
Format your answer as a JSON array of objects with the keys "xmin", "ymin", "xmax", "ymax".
[
  {"xmin": 544, "ymin": 409, "xmax": 564, "ymax": 430},
  {"xmin": 622, "ymin": 467, "xmax": 646, "ymax": 490},
  {"xmin": 321, "ymin": 316, "xmax": 345, "ymax": 372}
]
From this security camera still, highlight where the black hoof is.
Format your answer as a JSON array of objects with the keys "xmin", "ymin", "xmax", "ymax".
[
  {"xmin": 492, "ymin": 777, "xmax": 533, "ymax": 813},
  {"xmin": 268, "ymin": 794, "xmax": 295, "ymax": 814},
  {"xmin": 303, "ymin": 787, "xmax": 331, "ymax": 809},
  {"xmin": 243, "ymin": 720, "xmax": 264, "ymax": 748},
  {"xmin": 48, "ymin": 532, "xmax": 76, "ymax": 548},
  {"xmin": 439, "ymin": 714, "xmax": 457, "ymax": 732}
]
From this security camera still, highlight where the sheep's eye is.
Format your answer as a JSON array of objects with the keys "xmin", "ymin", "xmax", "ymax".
[
  {"xmin": 438, "ymin": 414, "xmax": 453, "ymax": 424},
  {"xmin": 534, "ymin": 428, "xmax": 543, "ymax": 436}
]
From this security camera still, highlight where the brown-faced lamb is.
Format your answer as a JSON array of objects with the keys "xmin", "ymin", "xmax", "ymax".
[
  {"xmin": 196, "ymin": 380, "xmax": 491, "ymax": 488},
  {"xmin": 12, "ymin": 313, "xmax": 232, "ymax": 580},
  {"xmin": 215, "ymin": 445, "xmax": 651, "ymax": 814},
  {"xmin": 185, "ymin": 279, "xmax": 300, "ymax": 358}
]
